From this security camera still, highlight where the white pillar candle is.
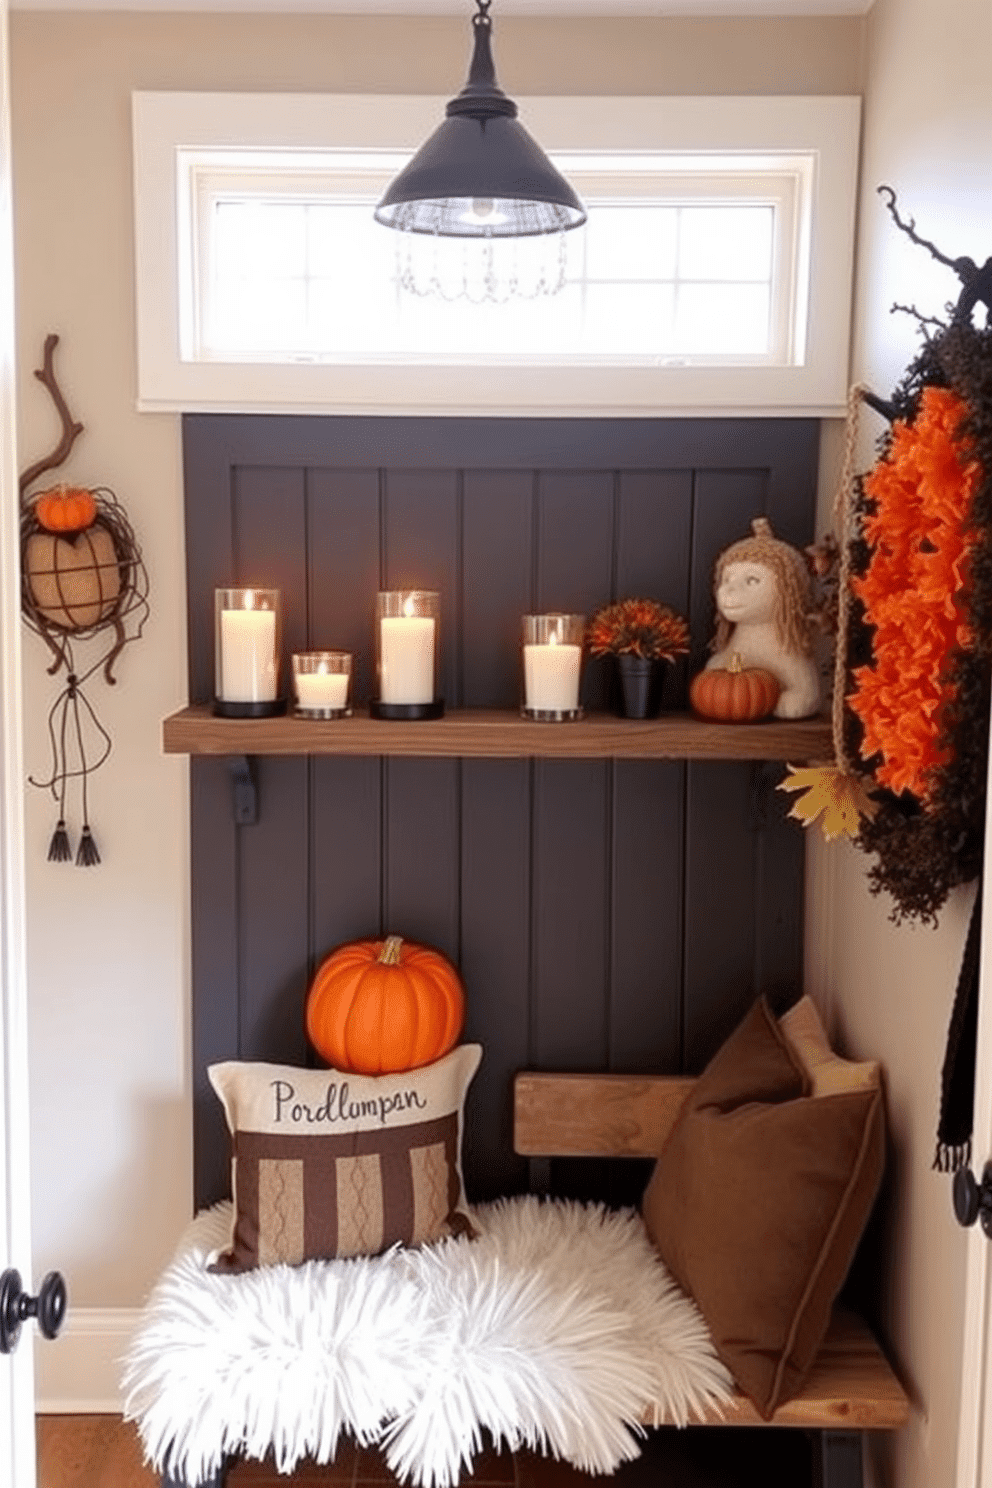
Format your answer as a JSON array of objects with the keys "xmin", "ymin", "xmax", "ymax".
[
  {"xmin": 380, "ymin": 616, "xmax": 435, "ymax": 704},
  {"xmin": 219, "ymin": 608, "xmax": 277, "ymax": 702},
  {"xmin": 295, "ymin": 670, "xmax": 349, "ymax": 710},
  {"xmin": 524, "ymin": 641, "xmax": 582, "ymax": 713}
]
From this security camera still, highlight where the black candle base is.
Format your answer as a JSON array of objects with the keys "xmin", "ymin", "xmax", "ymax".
[
  {"xmin": 370, "ymin": 699, "xmax": 445, "ymax": 720},
  {"xmin": 521, "ymin": 706, "xmax": 584, "ymax": 722},
  {"xmin": 213, "ymin": 697, "xmax": 288, "ymax": 719}
]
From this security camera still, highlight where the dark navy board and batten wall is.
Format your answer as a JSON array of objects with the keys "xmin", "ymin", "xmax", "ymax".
[{"xmin": 182, "ymin": 415, "xmax": 818, "ymax": 1212}]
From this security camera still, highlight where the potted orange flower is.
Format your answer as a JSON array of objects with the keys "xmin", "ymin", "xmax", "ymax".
[{"xmin": 586, "ymin": 598, "xmax": 690, "ymax": 718}]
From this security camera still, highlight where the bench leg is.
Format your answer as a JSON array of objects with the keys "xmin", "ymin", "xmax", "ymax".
[
  {"xmin": 161, "ymin": 1458, "xmax": 229, "ymax": 1488},
  {"xmin": 528, "ymin": 1157, "xmax": 551, "ymax": 1194},
  {"xmin": 812, "ymin": 1430, "xmax": 864, "ymax": 1488}
]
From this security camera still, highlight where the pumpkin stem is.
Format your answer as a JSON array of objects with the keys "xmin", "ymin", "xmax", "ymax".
[
  {"xmin": 730, "ymin": 652, "xmax": 744, "ymax": 674},
  {"xmin": 379, "ymin": 935, "xmax": 404, "ymax": 965}
]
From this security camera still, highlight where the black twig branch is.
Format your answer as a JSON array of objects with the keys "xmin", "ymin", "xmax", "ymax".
[
  {"xmin": 878, "ymin": 185, "xmax": 958, "ymax": 271},
  {"xmin": 891, "ymin": 301, "xmax": 947, "ymax": 329},
  {"xmin": 860, "ymin": 388, "xmax": 896, "ymax": 423},
  {"xmin": 879, "ymin": 184, "xmax": 992, "ymax": 328}
]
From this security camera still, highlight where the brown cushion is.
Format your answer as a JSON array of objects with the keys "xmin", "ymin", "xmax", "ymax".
[
  {"xmin": 641, "ymin": 998, "xmax": 885, "ymax": 1418},
  {"xmin": 208, "ymin": 1043, "xmax": 481, "ymax": 1272}
]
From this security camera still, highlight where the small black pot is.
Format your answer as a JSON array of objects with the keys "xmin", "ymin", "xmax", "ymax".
[{"xmin": 615, "ymin": 654, "xmax": 666, "ymax": 719}]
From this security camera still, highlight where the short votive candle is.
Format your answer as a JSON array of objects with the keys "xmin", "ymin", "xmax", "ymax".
[
  {"xmin": 521, "ymin": 614, "xmax": 585, "ymax": 720},
  {"xmin": 293, "ymin": 652, "xmax": 352, "ymax": 718},
  {"xmin": 214, "ymin": 588, "xmax": 282, "ymax": 715}
]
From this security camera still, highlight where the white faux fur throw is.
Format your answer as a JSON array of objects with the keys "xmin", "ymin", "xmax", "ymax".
[{"xmin": 123, "ymin": 1196, "xmax": 732, "ymax": 1487}]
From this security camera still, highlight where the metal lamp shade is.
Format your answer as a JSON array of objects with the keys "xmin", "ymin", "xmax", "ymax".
[
  {"xmin": 375, "ymin": 116, "xmax": 586, "ymax": 238},
  {"xmin": 375, "ymin": 1, "xmax": 586, "ymax": 240}
]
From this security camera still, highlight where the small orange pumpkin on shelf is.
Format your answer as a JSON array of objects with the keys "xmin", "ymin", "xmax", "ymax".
[
  {"xmin": 306, "ymin": 934, "xmax": 465, "ymax": 1075},
  {"xmin": 689, "ymin": 652, "xmax": 780, "ymax": 723},
  {"xmin": 34, "ymin": 485, "xmax": 98, "ymax": 534}
]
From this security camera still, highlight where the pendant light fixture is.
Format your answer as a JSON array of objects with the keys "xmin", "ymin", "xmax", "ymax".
[{"xmin": 374, "ymin": 0, "xmax": 586, "ymax": 241}]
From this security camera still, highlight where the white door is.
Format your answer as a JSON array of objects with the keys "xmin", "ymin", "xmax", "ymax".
[
  {"xmin": 0, "ymin": 0, "xmax": 38, "ymax": 1482},
  {"xmin": 955, "ymin": 711, "xmax": 992, "ymax": 1487}
]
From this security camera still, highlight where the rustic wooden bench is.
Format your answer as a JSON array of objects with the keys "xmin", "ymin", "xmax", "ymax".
[
  {"xmin": 514, "ymin": 1070, "xmax": 911, "ymax": 1488},
  {"xmin": 158, "ymin": 1067, "xmax": 908, "ymax": 1488}
]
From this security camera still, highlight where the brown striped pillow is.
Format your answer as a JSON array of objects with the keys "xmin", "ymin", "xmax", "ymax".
[{"xmin": 208, "ymin": 1044, "xmax": 481, "ymax": 1272}]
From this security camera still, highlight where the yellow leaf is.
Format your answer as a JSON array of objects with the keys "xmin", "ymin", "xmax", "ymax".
[{"xmin": 777, "ymin": 764, "xmax": 879, "ymax": 842}]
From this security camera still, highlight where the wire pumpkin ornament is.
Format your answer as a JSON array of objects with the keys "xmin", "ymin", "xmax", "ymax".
[{"xmin": 19, "ymin": 335, "xmax": 150, "ymax": 865}]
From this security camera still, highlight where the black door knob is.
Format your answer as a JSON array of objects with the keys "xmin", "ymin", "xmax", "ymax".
[
  {"xmin": 953, "ymin": 1162, "xmax": 992, "ymax": 1236},
  {"xmin": 0, "ymin": 1268, "xmax": 67, "ymax": 1354}
]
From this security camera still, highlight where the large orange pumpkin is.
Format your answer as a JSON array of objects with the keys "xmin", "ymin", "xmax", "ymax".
[
  {"xmin": 306, "ymin": 934, "xmax": 465, "ymax": 1074},
  {"xmin": 689, "ymin": 653, "xmax": 780, "ymax": 722}
]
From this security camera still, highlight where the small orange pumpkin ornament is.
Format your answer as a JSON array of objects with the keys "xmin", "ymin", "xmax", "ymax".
[
  {"xmin": 689, "ymin": 652, "xmax": 780, "ymax": 722},
  {"xmin": 306, "ymin": 934, "xmax": 465, "ymax": 1074},
  {"xmin": 34, "ymin": 486, "xmax": 97, "ymax": 534}
]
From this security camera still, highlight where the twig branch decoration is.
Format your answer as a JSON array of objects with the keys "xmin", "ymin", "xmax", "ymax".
[
  {"xmin": 859, "ymin": 387, "xmax": 896, "ymax": 424},
  {"xmin": 890, "ymin": 304, "xmax": 946, "ymax": 330},
  {"xmin": 17, "ymin": 334, "xmax": 85, "ymax": 497},
  {"xmin": 879, "ymin": 183, "xmax": 992, "ymax": 328},
  {"xmin": 18, "ymin": 335, "xmax": 149, "ymax": 866}
]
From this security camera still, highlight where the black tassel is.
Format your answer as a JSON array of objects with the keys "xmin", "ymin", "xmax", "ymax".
[
  {"xmin": 47, "ymin": 820, "xmax": 72, "ymax": 862},
  {"xmin": 75, "ymin": 825, "xmax": 100, "ymax": 867},
  {"xmin": 935, "ymin": 883, "xmax": 983, "ymax": 1171}
]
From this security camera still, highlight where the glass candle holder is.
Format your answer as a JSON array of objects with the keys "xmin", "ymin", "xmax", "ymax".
[
  {"xmin": 213, "ymin": 588, "xmax": 285, "ymax": 718},
  {"xmin": 371, "ymin": 590, "xmax": 444, "ymax": 720},
  {"xmin": 521, "ymin": 613, "xmax": 585, "ymax": 721},
  {"xmin": 293, "ymin": 651, "xmax": 352, "ymax": 719}
]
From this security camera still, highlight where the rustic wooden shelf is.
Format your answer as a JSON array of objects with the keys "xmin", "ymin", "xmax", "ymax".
[{"xmin": 163, "ymin": 704, "xmax": 833, "ymax": 761}]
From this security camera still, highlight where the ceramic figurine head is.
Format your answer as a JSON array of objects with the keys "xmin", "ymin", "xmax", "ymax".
[{"xmin": 713, "ymin": 517, "xmax": 814, "ymax": 657}]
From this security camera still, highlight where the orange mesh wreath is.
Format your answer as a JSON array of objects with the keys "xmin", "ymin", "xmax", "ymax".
[{"xmin": 848, "ymin": 386, "xmax": 981, "ymax": 803}]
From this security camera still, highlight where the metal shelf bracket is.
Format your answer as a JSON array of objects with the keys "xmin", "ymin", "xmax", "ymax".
[{"xmin": 228, "ymin": 755, "xmax": 258, "ymax": 826}]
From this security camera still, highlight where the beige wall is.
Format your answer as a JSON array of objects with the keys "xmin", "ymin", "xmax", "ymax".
[{"xmin": 806, "ymin": 1, "xmax": 992, "ymax": 1485}]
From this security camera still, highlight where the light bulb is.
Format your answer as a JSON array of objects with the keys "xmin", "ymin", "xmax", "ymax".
[{"xmin": 456, "ymin": 198, "xmax": 510, "ymax": 229}]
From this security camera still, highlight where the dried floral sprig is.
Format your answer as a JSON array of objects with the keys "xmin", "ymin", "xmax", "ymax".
[
  {"xmin": 586, "ymin": 598, "xmax": 690, "ymax": 661},
  {"xmin": 805, "ymin": 531, "xmax": 841, "ymax": 637}
]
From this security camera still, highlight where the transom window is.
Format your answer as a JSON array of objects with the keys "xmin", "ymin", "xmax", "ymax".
[
  {"xmin": 133, "ymin": 94, "xmax": 860, "ymax": 414},
  {"xmin": 190, "ymin": 154, "xmax": 805, "ymax": 366}
]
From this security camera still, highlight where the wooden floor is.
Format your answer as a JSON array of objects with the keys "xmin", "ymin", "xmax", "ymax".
[{"xmin": 37, "ymin": 1415, "xmax": 815, "ymax": 1487}]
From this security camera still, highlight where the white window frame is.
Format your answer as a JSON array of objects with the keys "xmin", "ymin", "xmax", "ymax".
[
  {"xmin": 189, "ymin": 159, "xmax": 804, "ymax": 367},
  {"xmin": 132, "ymin": 92, "xmax": 861, "ymax": 417}
]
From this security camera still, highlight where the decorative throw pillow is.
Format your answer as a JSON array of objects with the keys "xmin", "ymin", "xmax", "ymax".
[
  {"xmin": 208, "ymin": 1042, "xmax": 481, "ymax": 1273},
  {"xmin": 641, "ymin": 998, "xmax": 885, "ymax": 1418},
  {"xmin": 779, "ymin": 995, "xmax": 881, "ymax": 1097}
]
